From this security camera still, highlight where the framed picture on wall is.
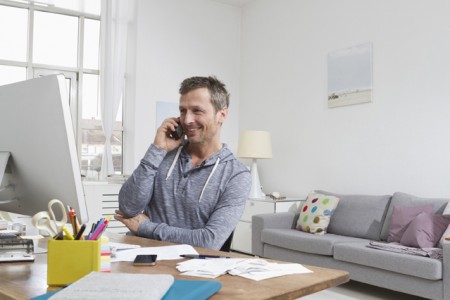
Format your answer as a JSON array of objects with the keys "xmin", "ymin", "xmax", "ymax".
[{"xmin": 327, "ymin": 42, "xmax": 373, "ymax": 108}]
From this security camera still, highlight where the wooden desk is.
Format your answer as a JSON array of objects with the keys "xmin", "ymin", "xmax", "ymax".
[{"xmin": 0, "ymin": 233, "xmax": 349, "ymax": 300}]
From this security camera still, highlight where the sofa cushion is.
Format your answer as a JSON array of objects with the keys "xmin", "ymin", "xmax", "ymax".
[
  {"xmin": 316, "ymin": 190, "xmax": 391, "ymax": 240},
  {"xmin": 380, "ymin": 192, "xmax": 450, "ymax": 241},
  {"xmin": 296, "ymin": 191, "xmax": 339, "ymax": 235},
  {"xmin": 261, "ymin": 228, "xmax": 365, "ymax": 256},
  {"xmin": 333, "ymin": 241, "xmax": 443, "ymax": 280},
  {"xmin": 387, "ymin": 204, "xmax": 433, "ymax": 243},
  {"xmin": 400, "ymin": 212, "xmax": 450, "ymax": 248}
]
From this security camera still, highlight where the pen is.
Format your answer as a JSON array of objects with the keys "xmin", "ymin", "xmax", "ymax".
[
  {"xmin": 88, "ymin": 218, "xmax": 109, "ymax": 240},
  {"xmin": 74, "ymin": 224, "xmax": 86, "ymax": 240},
  {"xmin": 180, "ymin": 254, "xmax": 230, "ymax": 259},
  {"xmin": 86, "ymin": 223, "xmax": 96, "ymax": 240}
]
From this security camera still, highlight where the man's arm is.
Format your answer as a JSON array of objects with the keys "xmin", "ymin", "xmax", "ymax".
[
  {"xmin": 118, "ymin": 144, "xmax": 166, "ymax": 216},
  {"xmin": 137, "ymin": 170, "xmax": 251, "ymax": 250},
  {"xmin": 119, "ymin": 117, "xmax": 183, "ymax": 217}
]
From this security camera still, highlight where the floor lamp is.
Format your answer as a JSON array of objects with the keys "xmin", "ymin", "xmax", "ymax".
[{"xmin": 237, "ymin": 131, "xmax": 272, "ymax": 200}]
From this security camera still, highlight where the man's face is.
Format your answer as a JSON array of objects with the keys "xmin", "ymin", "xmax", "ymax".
[{"xmin": 179, "ymin": 87, "xmax": 227, "ymax": 146}]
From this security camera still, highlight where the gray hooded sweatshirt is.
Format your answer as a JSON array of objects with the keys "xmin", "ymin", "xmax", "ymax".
[{"xmin": 119, "ymin": 142, "xmax": 251, "ymax": 250}]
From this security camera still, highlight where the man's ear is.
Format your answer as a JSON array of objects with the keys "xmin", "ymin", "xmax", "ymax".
[{"xmin": 217, "ymin": 107, "xmax": 228, "ymax": 125}]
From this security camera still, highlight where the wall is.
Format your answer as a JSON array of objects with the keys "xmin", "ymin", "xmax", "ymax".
[
  {"xmin": 126, "ymin": 0, "xmax": 242, "ymax": 173},
  {"xmin": 239, "ymin": 0, "xmax": 450, "ymax": 197}
]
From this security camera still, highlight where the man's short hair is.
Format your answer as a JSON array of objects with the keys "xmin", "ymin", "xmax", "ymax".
[{"xmin": 179, "ymin": 76, "xmax": 229, "ymax": 112}]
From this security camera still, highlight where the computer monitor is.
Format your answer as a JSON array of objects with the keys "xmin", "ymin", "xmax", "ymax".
[{"xmin": 0, "ymin": 75, "xmax": 89, "ymax": 223}]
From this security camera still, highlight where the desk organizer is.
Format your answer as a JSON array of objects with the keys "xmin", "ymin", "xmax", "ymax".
[{"xmin": 47, "ymin": 237, "xmax": 109, "ymax": 286}]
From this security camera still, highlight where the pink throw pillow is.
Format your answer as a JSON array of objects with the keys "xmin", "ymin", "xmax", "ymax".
[
  {"xmin": 387, "ymin": 204, "xmax": 433, "ymax": 243},
  {"xmin": 400, "ymin": 212, "xmax": 450, "ymax": 248}
]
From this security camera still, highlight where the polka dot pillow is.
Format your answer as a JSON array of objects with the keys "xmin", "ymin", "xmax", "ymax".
[{"xmin": 296, "ymin": 191, "xmax": 340, "ymax": 235}]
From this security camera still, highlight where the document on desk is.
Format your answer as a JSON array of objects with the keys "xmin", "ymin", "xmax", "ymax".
[
  {"xmin": 111, "ymin": 244, "xmax": 198, "ymax": 262},
  {"xmin": 176, "ymin": 258, "xmax": 313, "ymax": 281},
  {"xmin": 48, "ymin": 272, "xmax": 174, "ymax": 300}
]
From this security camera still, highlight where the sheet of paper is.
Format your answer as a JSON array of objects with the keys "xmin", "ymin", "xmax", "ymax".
[
  {"xmin": 177, "ymin": 258, "xmax": 246, "ymax": 278},
  {"xmin": 109, "ymin": 241, "xmax": 141, "ymax": 251},
  {"xmin": 111, "ymin": 244, "xmax": 198, "ymax": 262},
  {"xmin": 49, "ymin": 272, "xmax": 174, "ymax": 300},
  {"xmin": 177, "ymin": 258, "xmax": 313, "ymax": 281}
]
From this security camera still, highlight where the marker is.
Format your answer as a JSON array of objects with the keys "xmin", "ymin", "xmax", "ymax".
[
  {"xmin": 89, "ymin": 218, "xmax": 109, "ymax": 240},
  {"xmin": 62, "ymin": 226, "xmax": 74, "ymax": 240},
  {"xmin": 180, "ymin": 254, "xmax": 230, "ymax": 259}
]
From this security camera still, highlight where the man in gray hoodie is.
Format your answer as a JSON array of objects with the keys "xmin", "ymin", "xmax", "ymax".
[{"xmin": 115, "ymin": 76, "xmax": 251, "ymax": 250}]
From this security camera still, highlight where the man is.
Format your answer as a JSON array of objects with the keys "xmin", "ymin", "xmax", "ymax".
[{"xmin": 115, "ymin": 76, "xmax": 251, "ymax": 250}]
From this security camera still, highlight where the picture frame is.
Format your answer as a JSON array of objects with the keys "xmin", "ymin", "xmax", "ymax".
[{"xmin": 327, "ymin": 42, "xmax": 373, "ymax": 108}]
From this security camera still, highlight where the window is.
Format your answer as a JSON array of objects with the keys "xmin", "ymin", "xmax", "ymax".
[{"xmin": 0, "ymin": 0, "xmax": 123, "ymax": 181}]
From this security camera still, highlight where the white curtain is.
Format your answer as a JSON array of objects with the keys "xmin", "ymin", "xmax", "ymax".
[{"xmin": 99, "ymin": 0, "xmax": 134, "ymax": 179}]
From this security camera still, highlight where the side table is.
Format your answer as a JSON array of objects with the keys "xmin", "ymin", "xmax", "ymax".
[{"xmin": 231, "ymin": 197, "xmax": 304, "ymax": 254}]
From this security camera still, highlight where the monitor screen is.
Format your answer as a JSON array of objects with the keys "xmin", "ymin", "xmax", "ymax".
[{"xmin": 0, "ymin": 75, "xmax": 89, "ymax": 223}]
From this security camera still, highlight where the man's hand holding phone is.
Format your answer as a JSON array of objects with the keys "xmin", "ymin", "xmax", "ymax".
[{"xmin": 154, "ymin": 117, "xmax": 184, "ymax": 152}]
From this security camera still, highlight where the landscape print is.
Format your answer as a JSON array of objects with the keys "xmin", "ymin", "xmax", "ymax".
[{"xmin": 327, "ymin": 42, "xmax": 373, "ymax": 108}]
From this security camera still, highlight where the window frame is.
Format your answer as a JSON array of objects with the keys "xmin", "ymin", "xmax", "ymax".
[{"xmin": 0, "ymin": 0, "xmax": 124, "ymax": 178}]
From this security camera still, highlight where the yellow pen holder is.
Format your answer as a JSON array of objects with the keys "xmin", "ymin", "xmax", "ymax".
[{"xmin": 47, "ymin": 239, "xmax": 101, "ymax": 286}]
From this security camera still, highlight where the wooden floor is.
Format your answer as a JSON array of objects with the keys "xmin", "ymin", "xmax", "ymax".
[{"xmin": 299, "ymin": 280, "xmax": 427, "ymax": 300}]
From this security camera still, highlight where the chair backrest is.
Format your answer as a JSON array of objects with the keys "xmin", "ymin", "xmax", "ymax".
[{"xmin": 220, "ymin": 231, "xmax": 234, "ymax": 252}]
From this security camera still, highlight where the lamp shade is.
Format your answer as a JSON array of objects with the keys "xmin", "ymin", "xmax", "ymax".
[{"xmin": 237, "ymin": 131, "xmax": 272, "ymax": 159}]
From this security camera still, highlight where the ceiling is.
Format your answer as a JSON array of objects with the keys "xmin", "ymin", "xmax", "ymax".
[{"xmin": 210, "ymin": 0, "xmax": 255, "ymax": 7}]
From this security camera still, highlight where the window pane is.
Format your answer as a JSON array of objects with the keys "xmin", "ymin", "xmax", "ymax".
[
  {"xmin": 80, "ymin": 127, "xmax": 122, "ymax": 180},
  {"xmin": 111, "ymin": 129, "xmax": 123, "ymax": 174},
  {"xmin": 33, "ymin": 11, "xmax": 78, "ymax": 67},
  {"xmin": 0, "ymin": 5, "xmax": 27, "ymax": 61},
  {"xmin": 52, "ymin": 0, "xmax": 101, "ymax": 16},
  {"xmin": 81, "ymin": 126, "xmax": 103, "ymax": 181},
  {"xmin": 82, "ymin": 73, "xmax": 100, "ymax": 120},
  {"xmin": 83, "ymin": 19, "xmax": 100, "ymax": 69},
  {"xmin": 0, "ymin": 65, "xmax": 26, "ymax": 86}
]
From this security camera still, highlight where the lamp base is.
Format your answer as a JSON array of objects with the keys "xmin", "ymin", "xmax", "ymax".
[{"xmin": 248, "ymin": 159, "xmax": 266, "ymax": 200}]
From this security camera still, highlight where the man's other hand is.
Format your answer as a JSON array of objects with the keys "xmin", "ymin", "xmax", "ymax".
[{"xmin": 114, "ymin": 209, "xmax": 150, "ymax": 234}]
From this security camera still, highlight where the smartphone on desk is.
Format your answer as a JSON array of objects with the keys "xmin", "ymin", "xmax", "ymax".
[
  {"xmin": 133, "ymin": 254, "xmax": 157, "ymax": 266},
  {"xmin": 170, "ymin": 120, "xmax": 184, "ymax": 140}
]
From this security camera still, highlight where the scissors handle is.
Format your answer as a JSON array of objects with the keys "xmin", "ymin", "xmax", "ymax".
[
  {"xmin": 31, "ymin": 199, "xmax": 68, "ymax": 236},
  {"xmin": 32, "ymin": 211, "xmax": 58, "ymax": 236}
]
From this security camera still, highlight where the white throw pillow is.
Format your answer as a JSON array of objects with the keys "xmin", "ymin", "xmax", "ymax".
[{"xmin": 296, "ymin": 191, "xmax": 339, "ymax": 235}]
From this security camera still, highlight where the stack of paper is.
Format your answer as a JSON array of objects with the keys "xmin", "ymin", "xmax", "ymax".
[{"xmin": 176, "ymin": 258, "xmax": 313, "ymax": 281}]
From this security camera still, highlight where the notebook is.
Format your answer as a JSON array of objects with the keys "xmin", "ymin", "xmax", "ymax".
[
  {"xmin": 31, "ymin": 274, "xmax": 222, "ymax": 300},
  {"xmin": 162, "ymin": 279, "xmax": 222, "ymax": 300},
  {"xmin": 32, "ymin": 272, "xmax": 174, "ymax": 300}
]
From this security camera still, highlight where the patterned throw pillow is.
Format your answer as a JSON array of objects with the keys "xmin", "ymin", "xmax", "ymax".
[{"xmin": 296, "ymin": 192, "xmax": 340, "ymax": 235}]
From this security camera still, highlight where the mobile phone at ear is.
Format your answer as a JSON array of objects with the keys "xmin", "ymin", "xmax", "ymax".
[
  {"xmin": 133, "ymin": 254, "xmax": 157, "ymax": 266},
  {"xmin": 171, "ymin": 122, "xmax": 184, "ymax": 140}
]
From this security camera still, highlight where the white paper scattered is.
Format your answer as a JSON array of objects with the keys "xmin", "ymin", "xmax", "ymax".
[
  {"xmin": 109, "ymin": 241, "xmax": 141, "ymax": 251},
  {"xmin": 111, "ymin": 244, "xmax": 198, "ymax": 262},
  {"xmin": 176, "ymin": 258, "xmax": 313, "ymax": 281},
  {"xmin": 49, "ymin": 272, "xmax": 174, "ymax": 300},
  {"xmin": 109, "ymin": 242, "xmax": 141, "ymax": 257}
]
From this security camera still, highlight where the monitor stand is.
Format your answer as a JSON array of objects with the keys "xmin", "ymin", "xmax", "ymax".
[
  {"xmin": 0, "ymin": 151, "xmax": 10, "ymax": 187},
  {"xmin": 0, "ymin": 152, "xmax": 17, "ymax": 205}
]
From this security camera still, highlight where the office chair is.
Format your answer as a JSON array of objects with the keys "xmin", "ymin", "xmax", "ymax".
[{"xmin": 220, "ymin": 231, "xmax": 234, "ymax": 252}]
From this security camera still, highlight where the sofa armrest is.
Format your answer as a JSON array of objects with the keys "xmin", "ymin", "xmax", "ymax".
[
  {"xmin": 252, "ymin": 212, "xmax": 298, "ymax": 257},
  {"xmin": 444, "ymin": 239, "xmax": 450, "ymax": 300}
]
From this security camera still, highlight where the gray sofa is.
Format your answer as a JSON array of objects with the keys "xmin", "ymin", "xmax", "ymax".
[{"xmin": 252, "ymin": 191, "xmax": 450, "ymax": 300}]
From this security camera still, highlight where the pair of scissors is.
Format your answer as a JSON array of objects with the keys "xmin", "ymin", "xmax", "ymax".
[{"xmin": 31, "ymin": 199, "xmax": 67, "ymax": 237}]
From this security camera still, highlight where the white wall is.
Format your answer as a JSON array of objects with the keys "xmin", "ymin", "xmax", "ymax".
[
  {"xmin": 126, "ymin": 0, "xmax": 242, "ymax": 173},
  {"xmin": 239, "ymin": 0, "xmax": 450, "ymax": 197}
]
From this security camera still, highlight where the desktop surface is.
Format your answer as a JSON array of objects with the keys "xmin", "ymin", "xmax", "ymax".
[{"xmin": 0, "ymin": 233, "xmax": 349, "ymax": 300}]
